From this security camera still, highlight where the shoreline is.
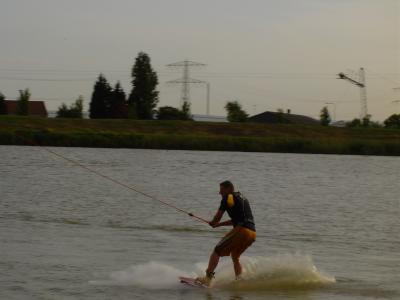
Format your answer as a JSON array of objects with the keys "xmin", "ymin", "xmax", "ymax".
[{"xmin": 1, "ymin": 116, "xmax": 400, "ymax": 156}]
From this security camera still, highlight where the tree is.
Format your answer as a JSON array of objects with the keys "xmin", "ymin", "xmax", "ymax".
[
  {"xmin": 57, "ymin": 96, "xmax": 84, "ymax": 118},
  {"xmin": 346, "ymin": 118, "xmax": 362, "ymax": 128},
  {"xmin": 369, "ymin": 120, "xmax": 382, "ymax": 128},
  {"xmin": 109, "ymin": 82, "xmax": 127, "ymax": 118},
  {"xmin": 17, "ymin": 89, "xmax": 31, "ymax": 115},
  {"xmin": 128, "ymin": 52, "xmax": 159, "ymax": 119},
  {"xmin": 346, "ymin": 114, "xmax": 380, "ymax": 128},
  {"xmin": 0, "ymin": 92, "xmax": 6, "ymax": 114},
  {"xmin": 225, "ymin": 101, "xmax": 248, "ymax": 122},
  {"xmin": 89, "ymin": 74, "xmax": 112, "ymax": 119},
  {"xmin": 157, "ymin": 105, "xmax": 193, "ymax": 120},
  {"xmin": 320, "ymin": 106, "xmax": 331, "ymax": 126},
  {"xmin": 384, "ymin": 114, "xmax": 400, "ymax": 128},
  {"xmin": 361, "ymin": 114, "xmax": 371, "ymax": 127},
  {"xmin": 157, "ymin": 106, "xmax": 184, "ymax": 120},
  {"xmin": 181, "ymin": 101, "xmax": 192, "ymax": 120}
]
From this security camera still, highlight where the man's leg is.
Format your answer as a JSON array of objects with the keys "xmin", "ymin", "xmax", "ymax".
[
  {"xmin": 206, "ymin": 251, "xmax": 220, "ymax": 274},
  {"xmin": 196, "ymin": 251, "xmax": 220, "ymax": 285},
  {"xmin": 231, "ymin": 228, "xmax": 256, "ymax": 279},
  {"xmin": 231, "ymin": 255, "xmax": 242, "ymax": 278},
  {"xmin": 197, "ymin": 227, "xmax": 238, "ymax": 285}
]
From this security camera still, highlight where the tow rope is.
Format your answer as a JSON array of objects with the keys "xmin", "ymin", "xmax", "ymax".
[{"xmin": 15, "ymin": 132, "xmax": 209, "ymax": 225}]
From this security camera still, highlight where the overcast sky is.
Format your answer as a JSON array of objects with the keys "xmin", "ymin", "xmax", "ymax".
[{"xmin": 0, "ymin": 0, "xmax": 399, "ymax": 120}]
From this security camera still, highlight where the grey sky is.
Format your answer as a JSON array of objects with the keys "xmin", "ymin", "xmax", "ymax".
[{"xmin": 1, "ymin": 0, "xmax": 399, "ymax": 120}]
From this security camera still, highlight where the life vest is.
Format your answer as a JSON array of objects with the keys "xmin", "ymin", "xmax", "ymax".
[{"xmin": 221, "ymin": 192, "xmax": 256, "ymax": 231}]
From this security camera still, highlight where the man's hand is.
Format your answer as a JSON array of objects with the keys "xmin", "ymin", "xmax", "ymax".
[
  {"xmin": 213, "ymin": 220, "xmax": 233, "ymax": 227},
  {"xmin": 208, "ymin": 220, "xmax": 219, "ymax": 228},
  {"xmin": 209, "ymin": 210, "xmax": 224, "ymax": 228}
]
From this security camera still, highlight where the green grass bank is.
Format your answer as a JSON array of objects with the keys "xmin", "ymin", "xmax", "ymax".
[{"xmin": 1, "ymin": 116, "xmax": 400, "ymax": 156}]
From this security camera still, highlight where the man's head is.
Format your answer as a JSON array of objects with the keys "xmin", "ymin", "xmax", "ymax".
[{"xmin": 219, "ymin": 180, "xmax": 234, "ymax": 197}]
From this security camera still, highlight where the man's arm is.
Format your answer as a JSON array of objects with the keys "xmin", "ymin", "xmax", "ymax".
[
  {"xmin": 209, "ymin": 210, "xmax": 233, "ymax": 228},
  {"xmin": 213, "ymin": 219, "xmax": 233, "ymax": 227},
  {"xmin": 209, "ymin": 210, "xmax": 224, "ymax": 227}
]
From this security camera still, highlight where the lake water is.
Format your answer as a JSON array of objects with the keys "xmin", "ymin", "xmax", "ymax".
[{"xmin": 1, "ymin": 146, "xmax": 399, "ymax": 300}]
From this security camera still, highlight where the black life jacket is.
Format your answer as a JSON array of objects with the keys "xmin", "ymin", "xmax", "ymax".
[{"xmin": 225, "ymin": 192, "xmax": 256, "ymax": 231}]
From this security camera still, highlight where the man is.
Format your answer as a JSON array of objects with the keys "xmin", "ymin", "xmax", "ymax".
[{"xmin": 196, "ymin": 180, "xmax": 256, "ymax": 286}]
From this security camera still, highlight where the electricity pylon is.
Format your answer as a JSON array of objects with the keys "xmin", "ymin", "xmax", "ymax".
[
  {"xmin": 166, "ymin": 60, "xmax": 206, "ymax": 110},
  {"xmin": 337, "ymin": 68, "xmax": 368, "ymax": 119}
]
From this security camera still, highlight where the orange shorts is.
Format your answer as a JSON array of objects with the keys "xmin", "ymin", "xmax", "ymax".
[{"xmin": 214, "ymin": 226, "xmax": 256, "ymax": 259}]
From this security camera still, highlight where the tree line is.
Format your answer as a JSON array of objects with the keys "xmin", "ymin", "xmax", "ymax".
[
  {"xmin": 88, "ymin": 52, "xmax": 190, "ymax": 120},
  {"xmin": 1, "ymin": 51, "xmax": 400, "ymax": 128},
  {"xmin": 319, "ymin": 106, "xmax": 400, "ymax": 128}
]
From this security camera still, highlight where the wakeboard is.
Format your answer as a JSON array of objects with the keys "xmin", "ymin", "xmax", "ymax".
[{"xmin": 179, "ymin": 276, "xmax": 209, "ymax": 288}]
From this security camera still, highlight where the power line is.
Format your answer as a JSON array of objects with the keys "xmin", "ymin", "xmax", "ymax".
[
  {"xmin": 1, "ymin": 67, "xmax": 398, "ymax": 76},
  {"xmin": 0, "ymin": 76, "xmax": 93, "ymax": 82},
  {"xmin": 1, "ymin": 66, "xmax": 397, "ymax": 80},
  {"xmin": 365, "ymin": 68, "xmax": 400, "ymax": 87}
]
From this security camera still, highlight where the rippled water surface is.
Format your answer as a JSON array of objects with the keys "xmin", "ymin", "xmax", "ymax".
[{"xmin": 1, "ymin": 146, "xmax": 399, "ymax": 300}]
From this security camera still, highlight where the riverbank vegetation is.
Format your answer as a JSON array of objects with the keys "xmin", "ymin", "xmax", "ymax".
[{"xmin": 1, "ymin": 116, "xmax": 400, "ymax": 156}]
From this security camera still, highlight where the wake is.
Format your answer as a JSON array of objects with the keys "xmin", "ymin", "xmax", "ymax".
[
  {"xmin": 90, "ymin": 253, "xmax": 335, "ymax": 290},
  {"xmin": 214, "ymin": 254, "xmax": 335, "ymax": 290}
]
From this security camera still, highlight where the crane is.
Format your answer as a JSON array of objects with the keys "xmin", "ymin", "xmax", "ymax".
[{"xmin": 337, "ymin": 68, "xmax": 368, "ymax": 119}]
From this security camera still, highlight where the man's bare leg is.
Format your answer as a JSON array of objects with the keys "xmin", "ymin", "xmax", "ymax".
[
  {"xmin": 232, "ymin": 256, "xmax": 242, "ymax": 278},
  {"xmin": 206, "ymin": 251, "xmax": 220, "ymax": 274},
  {"xmin": 196, "ymin": 251, "xmax": 220, "ymax": 285}
]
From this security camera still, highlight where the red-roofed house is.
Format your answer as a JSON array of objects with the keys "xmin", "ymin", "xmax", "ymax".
[{"xmin": 4, "ymin": 100, "xmax": 48, "ymax": 117}]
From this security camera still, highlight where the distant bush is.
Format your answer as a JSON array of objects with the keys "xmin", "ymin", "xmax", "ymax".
[
  {"xmin": 57, "ymin": 96, "xmax": 84, "ymax": 118},
  {"xmin": 157, "ymin": 106, "xmax": 192, "ymax": 120},
  {"xmin": 384, "ymin": 114, "xmax": 400, "ymax": 129},
  {"xmin": 346, "ymin": 115, "xmax": 382, "ymax": 128},
  {"xmin": 225, "ymin": 101, "xmax": 248, "ymax": 122},
  {"xmin": 0, "ymin": 92, "xmax": 6, "ymax": 115}
]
